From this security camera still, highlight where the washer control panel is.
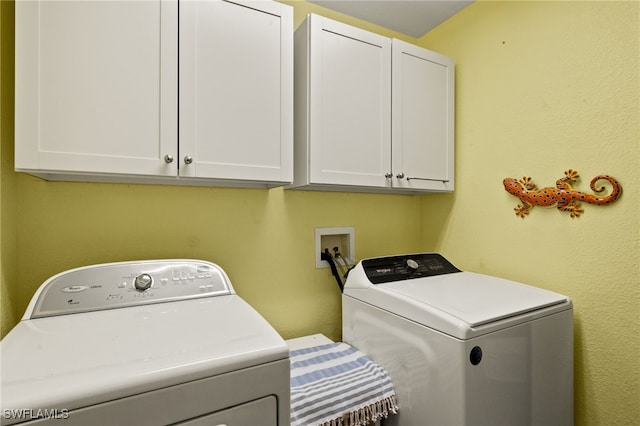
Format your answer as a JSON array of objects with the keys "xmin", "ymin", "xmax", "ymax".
[
  {"xmin": 30, "ymin": 260, "xmax": 233, "ymax": 318},
  {"xmin": 362, "ymin": 253, "xmax": 461, "ymax": 284}
]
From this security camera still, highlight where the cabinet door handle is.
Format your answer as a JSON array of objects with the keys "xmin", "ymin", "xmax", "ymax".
[
  {"xmin": 184, "ymin": 156, "xmax": 193, "ymax": 165},
  {"xmin": 384, "ymin": 172, "xmax": 393, "ymax": 178},
  {"xmin": 164, "ymin": 154, "xmax": 174, "ymax": 164},
  {"xmin": 396, "ymin": 172, "xmax": 405, "ymax": 179}
]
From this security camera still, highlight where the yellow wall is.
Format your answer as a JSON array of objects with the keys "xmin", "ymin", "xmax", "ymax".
[
  {"xmin": 1, "ymin": 0, "xmax": 18, "ymax": 339},
  {"xmin": 1, "ymin": 1, "xmax": 639, "ymax": 425},
  {"xmin": 418, "ymin": 1, "xmax": 639, "ymax": 425}
]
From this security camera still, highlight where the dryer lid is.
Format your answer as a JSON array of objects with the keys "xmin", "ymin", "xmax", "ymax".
[{"xmin": 0, "ymin": 295, "xmax": 288, "ymax": 413}]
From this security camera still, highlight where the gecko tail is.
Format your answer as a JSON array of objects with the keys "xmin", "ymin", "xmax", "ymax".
[{"xmin": 589, "ymin": 175, "xmax": 622, "ymax": 203}]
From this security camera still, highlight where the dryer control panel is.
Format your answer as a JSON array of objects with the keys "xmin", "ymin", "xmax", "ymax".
[
  {"xmin": 362, "ymin": 253, "xmax": 460, "ymax": 284},
  {"xmin": 29, "ymin": 260, "xmax": 234, "ymax": 318}
]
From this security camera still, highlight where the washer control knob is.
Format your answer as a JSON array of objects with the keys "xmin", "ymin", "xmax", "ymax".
[
  {"xmin": 134, "ymin": 273, "xmax": 153, "ymax": 291},
  {"xmin": 406, "ymin": 259, "xmax": 419, "ymax": 272}
]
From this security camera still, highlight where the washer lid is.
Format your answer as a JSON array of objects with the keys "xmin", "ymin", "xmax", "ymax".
[
  {"xmin": 344, "ymin": 255, "xmax": 572, "ymax": 339},
  {"xmin": 1, "ymin": 295, "xmax": 288, "ymax": 414},
  {"xmin": 378, "ymin": 271, "xmax": 569, "ymax": 327}
]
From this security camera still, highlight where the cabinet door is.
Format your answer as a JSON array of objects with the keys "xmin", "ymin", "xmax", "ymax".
[
  {"xmin": 15, "ymin": 0, "xmax": 178, "ymax": 177},
  {"xmin": 179, "ymin": 0, "xmax": 293, "ymax": 184},
  {"xmin": 307, "ymin": 15, "xmax": 391, "ymax": 188},
  {"xmin": 392, "ymin": 39, "xmax": 454, "ymax": 192}
]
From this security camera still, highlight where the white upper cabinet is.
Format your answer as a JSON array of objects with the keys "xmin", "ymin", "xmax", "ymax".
[
  {"xmin": 292, "ymin": 14, "xmax": 392, "ymax": 189},
  {"xmin": 289, "ymin": 14, "xmax": 454, "ymax": 193},
  {"xmin": 392, "ymin": 39, "xmax": 454, "ymax": 192},
  {"xmin": 179, "ymin": 0, "xmax": 292, "ymax": 183},
  {"xmin": 15, "ymin": 0, "xmax": 178, "ymax": 179},
  {"xmin": 15, "ymin": 0, "xmax": 293, "ymax": 188}
]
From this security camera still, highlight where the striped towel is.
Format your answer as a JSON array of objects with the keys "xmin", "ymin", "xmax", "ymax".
[{"xmin": 290, "ymin": 342, "xmax": 399, "ymax": 426}]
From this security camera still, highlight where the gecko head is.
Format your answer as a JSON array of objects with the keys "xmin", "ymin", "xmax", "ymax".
[{"xmin": 503, "ymin": 177, "xmax": 522, "ymax": 195}]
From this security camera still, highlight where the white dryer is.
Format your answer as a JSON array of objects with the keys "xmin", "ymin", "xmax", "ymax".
[
  {"xmin": 342, "ymin": 253, "xmax": 573, "ymax": 426},
  {"xmin": 1, "ymin": 260, "xmax": 290, "ymax": 426}
]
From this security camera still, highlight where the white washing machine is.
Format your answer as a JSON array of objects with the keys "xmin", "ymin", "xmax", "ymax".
[
  {"xmin": 342, "ymin": 253, "xmax": 573, "ymax": 426},
  {"xmin": 1, "ymin": 260, "xmax": 290, "ymax": 426}
]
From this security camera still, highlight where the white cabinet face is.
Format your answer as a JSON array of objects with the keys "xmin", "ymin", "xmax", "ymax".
[
  {"xmin": 291, "ymin": 15, "xmax": 453, "ymax": 194},
  {"xmin": 392, "ymin": 40, "xmax": 454, "ymax": 192},
  {"xmin": 179, "ymin": 0, "xmax": 293, "ymax": 183},
  {"xmin": 307, "ymin": 16, "xmax": 391, "ymax": 188},
  {"xmin": 15, "ymin": 0, "xmax": 178, "ymax": 177},
  {"xmin": 15, "ymin": 0, "xmax": 292, "ymax": 187}
]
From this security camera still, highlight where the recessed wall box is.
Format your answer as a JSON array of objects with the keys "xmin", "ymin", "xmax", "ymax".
[{"xmin": 315, "ymin": 227, "xmax": 355, "ymax": 269}]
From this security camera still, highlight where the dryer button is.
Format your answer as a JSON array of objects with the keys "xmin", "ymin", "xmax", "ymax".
[{"xmin": 134, "ymin": 274, "xmax": 153, "ymax": 291}]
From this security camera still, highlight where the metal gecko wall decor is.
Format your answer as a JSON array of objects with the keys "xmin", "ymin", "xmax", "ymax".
[{"xmin": 503, "ymin": 169, "xmax": 622, "ymax": 218}]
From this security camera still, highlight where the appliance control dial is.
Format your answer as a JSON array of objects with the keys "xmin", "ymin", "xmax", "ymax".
[
  {"xmin": 134, "ymin": 273, "xmax": 153, "ymax": 291},
  {"xmin": 406, "ymin": 259, "xmax": 419, "ymax": 271}
]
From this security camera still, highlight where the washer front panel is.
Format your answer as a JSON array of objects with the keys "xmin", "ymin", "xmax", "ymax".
[{"xmin": 29, "ymin": 260, "xmax": 233, "ymax": 318}]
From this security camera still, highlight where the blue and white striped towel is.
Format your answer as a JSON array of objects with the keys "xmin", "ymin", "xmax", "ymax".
[{"xmin": 290, "ymin": 342, "xmax": 399, "ymax": 426}]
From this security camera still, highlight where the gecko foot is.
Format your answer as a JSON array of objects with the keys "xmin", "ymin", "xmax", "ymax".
[
  {"xmin": 564, "ymin": 169, "xmax": 580, "ymax": 183},
  {"xmin": 514, "ymin": 204, "xmax": 530, "ymax": 218},
  {"xmin": 559, "ymin": 202, "xmax": 584, "ymax": 218},
  {"xmin": 518, "ymin": 176, "xmax": 537, "ymax": 190}
]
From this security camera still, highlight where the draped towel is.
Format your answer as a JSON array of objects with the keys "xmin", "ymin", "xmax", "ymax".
[{"xmin": 290, "ymin": 342, "xmax": 399, "ymax": 426}]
